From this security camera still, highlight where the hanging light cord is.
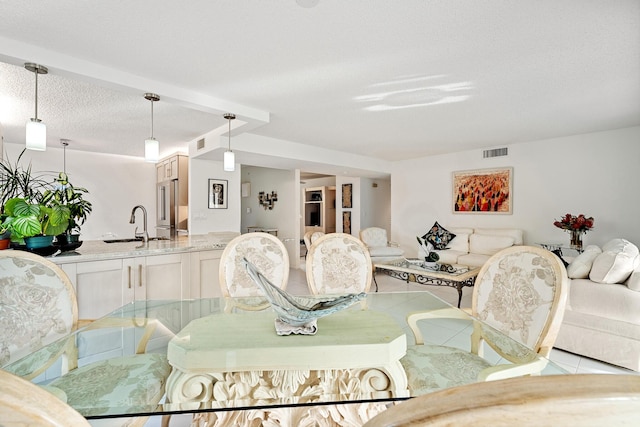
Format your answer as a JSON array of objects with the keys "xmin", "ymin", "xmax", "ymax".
[
  {"xmin": 61, "ymin": 139, "xmax": 69, "ymax": 174},
  {"xmin": 224, "ymin": 113, "xmax": 236, "ymax": 150},
  {"xmin": 150, "ymin": 99, "xmax": 154, "ymax": 139},
  {"xmin": 34, "ymin": 68, "xmax": 39, "ymax": 120}
]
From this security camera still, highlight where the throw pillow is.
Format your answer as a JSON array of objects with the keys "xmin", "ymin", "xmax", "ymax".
[
  {"xmin": 626, "ymin": 256, "xmax": 640, "ymax": 292},
  {"xmin": 422, "ymin": 221, "xmax": 456, "ymax": 250},
  {"xmin": 566, "ymin": 245, "xmax": 602, "ymax": 279},
  {"xmin": 589, "ymin": 239, "xmax": 640, "ymax": 284}
]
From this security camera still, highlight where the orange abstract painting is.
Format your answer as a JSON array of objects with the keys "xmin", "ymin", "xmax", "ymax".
[{"xmin": 452, "ymin": 167, "xmax": 512, "ymax": 214}]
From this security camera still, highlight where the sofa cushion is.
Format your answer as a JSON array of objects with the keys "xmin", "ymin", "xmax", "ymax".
[
  {"xmin": 449, "ymin": 227, "xmax": 474, "ymax": 235},
  {"xmin": 626, "ymin": 260, "xmax": 640, "ymax": 292},
  {"xmin": 468, "ymin": 234, "xmax": 514, "ymax": 256},
  {"xmin": 433, "ymin": 249, "xmax": 466, "ymax": 265},
  {"xmin": 567, "ymin": 278, "xmax": 640, "ymax": 324},
  {"xmin": 368, "ymin": 245, "xmax": 404, "ymax": 258},
  {"xmin": 422, "ymin": 221, "xmax": 456, "ymax": 250},
  {"xmin": 457, "ymin": 253, "xmax": 490, "ymax": 268},
  {"xmin": 445, "ymin": 233, "xmax": 470, "ymax": 253},
  {"xmin": 567, "ymin": 245, "xmax": 602, "ymax": 279},
  {"xmin": 590, "ymin": 239, "xmax": 639, "ymax": 284},
  {"xmin": 474, "ymin": 228, "xmax": 524, "ymax": 245}
]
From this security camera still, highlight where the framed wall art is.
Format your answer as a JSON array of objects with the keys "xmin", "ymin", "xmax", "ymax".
[
  {"xmin": 452, "ymin": 167, "xmax": 512, "ymax": 214},
  {"xmin": 342, "ymin": 211, "xmax": 352, "ymax": 234},
  {"xmin": 208, "ymin": 179, "xmax": 228, "ymax": 209},
  {"xmin": 342, "ymin": 183, "xmax": 353, "ymax": 208}
]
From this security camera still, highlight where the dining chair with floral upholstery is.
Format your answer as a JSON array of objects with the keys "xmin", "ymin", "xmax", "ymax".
[
  {"xmin": 219, "ymin": 232, "xmax": 290, "ymax": 312},
  {"xmin": 400, "ymin": 245, "xmax": 568, "ymax": 395},
  {"xmin": 305, "ymin": 233, "xmax": 372, "ymax": 306},
  {"xmin": 0, "ymin": 250, "xmax": 170, "ymax": 427},
  {"xmin": 0, "ymin": 369, "xmax": 91, "ymax": 427}
]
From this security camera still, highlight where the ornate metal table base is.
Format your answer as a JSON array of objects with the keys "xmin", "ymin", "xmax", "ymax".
[{"xmin": 375, "ymin": 268, "xmax": 475, "ymax": 308}]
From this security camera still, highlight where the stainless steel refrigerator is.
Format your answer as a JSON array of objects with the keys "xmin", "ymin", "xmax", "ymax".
[{"xmin": 156, "ymin": 157, "xmax": 188, "ymax": 238}]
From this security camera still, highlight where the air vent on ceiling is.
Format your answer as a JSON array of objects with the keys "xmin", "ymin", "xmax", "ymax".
[
  {"xmin": 197, "ymin": 138, "xmax": 205, "ymax": 150},
  {"xmin": 483, "ymin": 147, "xmax": 508, "ymax": 158}
]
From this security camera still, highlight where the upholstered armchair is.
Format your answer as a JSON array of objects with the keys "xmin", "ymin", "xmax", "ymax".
[
  {"xmin": 400, "ymin": 246, "xmax": 568, "ymax": 395},
  {"xmin": 359, "ymin": 227, "xmax": 404, "ymax": 262},
  {"xmin": 219, "ymin": 232, "xmax": 290, "ymax": 312}
]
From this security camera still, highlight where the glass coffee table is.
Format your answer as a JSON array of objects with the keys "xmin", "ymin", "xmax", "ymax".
[{"xmin": 374, "ymin": 258, "xmax": 480, "ymax": 307}]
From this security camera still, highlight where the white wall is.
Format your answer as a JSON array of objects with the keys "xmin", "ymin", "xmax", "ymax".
[
  {"xmin": 4, "ymin": 143, "xmax": 156, "ymax": 241},
  {"xmin": 360, "ymin": 177, "xmax": 392, "ymax": 234},
  {"xmin": 240, "ymin": 165, "xmax": 300, "ymax": 266},
  {"xmin": 391, "ymin": 126, "xmax": 640, "ymax": 257},
  {"xmin": 188, "ymin": 157, "xmax": 241, "ymax": 234}
]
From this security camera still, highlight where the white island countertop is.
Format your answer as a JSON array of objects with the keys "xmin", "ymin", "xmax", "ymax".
[{"xmin": 49, "ymin": 233, "xmax": 234, "ymax": 265}]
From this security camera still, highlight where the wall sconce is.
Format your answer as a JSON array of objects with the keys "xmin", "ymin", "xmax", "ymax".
[{"xmin": 258, "ymin": 191, "xmax": 278, "ymax": 210}]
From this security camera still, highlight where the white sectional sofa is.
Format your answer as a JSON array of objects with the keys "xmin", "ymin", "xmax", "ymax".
[
  {"xmin": 554, "ymin": 238, "xmax": 640, "ymax": 371},
  {"xmin": 417, "ymin": 227, "xmax": 524, "ymax": 268}
]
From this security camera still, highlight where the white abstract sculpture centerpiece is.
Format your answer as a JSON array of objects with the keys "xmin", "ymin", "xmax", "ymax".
[{"xmin": 242, "ymin": 258, "xmax": 366, "ymax": 335}]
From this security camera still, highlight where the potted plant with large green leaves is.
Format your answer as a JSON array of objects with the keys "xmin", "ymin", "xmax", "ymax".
[
  {"xmin": 0, "ymin": 149, "xmax": 48, "ymax": 209},
  {"xmin": 3, "ymin": 197, "xmax": 70, "ymax": 249},
  {"xmin": 41, "ymin": 172, "xmax": 92, "ymax": 246}
]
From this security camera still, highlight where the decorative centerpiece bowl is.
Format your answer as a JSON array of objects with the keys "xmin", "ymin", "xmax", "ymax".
[{"xmin": 242, "ymin": 258, "xmax": 366, "ymax": 335}]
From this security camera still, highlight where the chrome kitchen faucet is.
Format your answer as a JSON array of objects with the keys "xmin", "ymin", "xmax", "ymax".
[{"xmin": 130, "ymin": 205, "xmax": 149, "ymax": 243}]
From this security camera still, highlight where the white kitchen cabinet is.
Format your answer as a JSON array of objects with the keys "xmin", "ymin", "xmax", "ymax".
[
  {"xmin": 61, "ymin": 259, "xmax": 127, "ymax": 320},
  {"xmin": 61, "ymin": 252, "xmax": 191, "ymax": 320},
  {"xmin": 189, "ymin": 249, "xmax": 223, "ymax": 298}
]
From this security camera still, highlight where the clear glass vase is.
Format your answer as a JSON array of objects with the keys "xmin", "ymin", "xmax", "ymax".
[{"xmin": 570, "ymin": 230, "xmax": 584, "ymax": 250}]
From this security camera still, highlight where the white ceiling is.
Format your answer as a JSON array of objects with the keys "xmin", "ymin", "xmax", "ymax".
[{"xmin": 0, "ymin": 1, "xmax": 638, "ymax": 175}]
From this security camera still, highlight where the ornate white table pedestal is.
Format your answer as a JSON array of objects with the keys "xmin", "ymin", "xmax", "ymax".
[{"xmin": 165, "ymin": 309, "xmax": 408, "ymax": 409}]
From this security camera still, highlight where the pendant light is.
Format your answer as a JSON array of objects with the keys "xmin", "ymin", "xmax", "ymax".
[
  {"xmin": 144, "ymin": 93, "xmax": 160, "ymax": 163},
  {"xmin": 24, "ymin": 63, "xmax": 48, "ymax": 151},
  {"xmin": 223, "ymin": 113, "xmax": 236, "ymax": 172}
]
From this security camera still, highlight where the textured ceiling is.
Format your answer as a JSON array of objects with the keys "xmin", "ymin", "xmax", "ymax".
[{"xmin": 0, "ymin": 1, "xmax": 638, "ymax": 172}]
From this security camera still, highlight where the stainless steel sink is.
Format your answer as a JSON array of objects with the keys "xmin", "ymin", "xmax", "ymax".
[{"xmin": 103, "ymin": 237, "xmax": 170, "ymax": 243}]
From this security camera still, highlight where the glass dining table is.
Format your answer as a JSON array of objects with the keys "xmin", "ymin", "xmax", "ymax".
[{"xmin": 3, "ymin": 291, "xmax": 568, "ymax": 425}]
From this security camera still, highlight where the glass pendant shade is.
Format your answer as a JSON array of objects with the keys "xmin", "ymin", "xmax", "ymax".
[
  {"xmin": 145, "ymin": 138, "xmax": 160, "ymax": 163},
  {"xmin": 26, "ymin": 119, "xmax": 46, "ymax": 151},
  {"xmin": 143, "ymin": 93, "xmax": 160, "ymax": 163},
  {"xmin": 25, "ymin": 63, "xmax": 48, "ymax": 151},
  {"xmin": 223, "ymin": 150, "xmax": 235, "ymax": 171}
]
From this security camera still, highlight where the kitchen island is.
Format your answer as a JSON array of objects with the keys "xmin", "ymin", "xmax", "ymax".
[{"xmin": 47, "ymin": 233, "xmax": 235, "ymax": 319}]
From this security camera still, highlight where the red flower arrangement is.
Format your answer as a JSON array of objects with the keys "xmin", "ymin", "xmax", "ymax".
[{"xmin": 553, "ymin": 213, "xmax": 595, "ymax": 233}]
